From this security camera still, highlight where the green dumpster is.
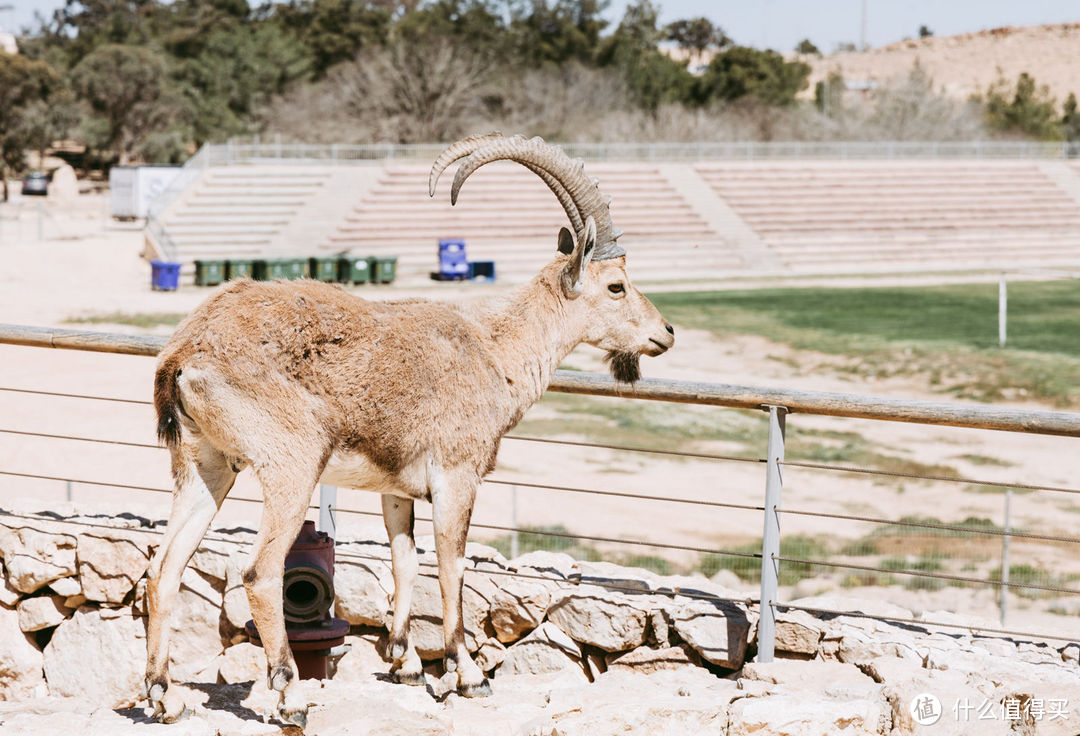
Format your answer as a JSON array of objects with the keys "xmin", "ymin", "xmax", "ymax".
[
  {"xmin": 371, "ymin": 256, "xmax": 398, "ymax": 284},
  {"xmin": 226, "ymin": 259, "xmax": 254, "ymax": 280},
  {"xmin": 194, "ymin": 260, "xmax": 225, "ymax": 287},
  {"xmin": 254, "ymin": 258, "xmax": 308, "ymax": 281},
  {"xmin": 337, "ymin": 256, "xmax": 372, "ymax": 284},
  {"xmin": 309, "ymin": 257, "xmax": 339, "ymax": 282}
]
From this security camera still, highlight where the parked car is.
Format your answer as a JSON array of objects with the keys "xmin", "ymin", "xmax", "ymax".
[{"xmin": 21, "ymin": 171, "xmax": 48, "ymax": 196}]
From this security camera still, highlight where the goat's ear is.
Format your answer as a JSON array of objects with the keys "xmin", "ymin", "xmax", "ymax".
[
  {"xmin": 556, "ymin": 227, "xmax": 575, "ymax": 255},
  {"xmin": 560, "ymin": 216, "xmax": 596, "ymax": 298}
]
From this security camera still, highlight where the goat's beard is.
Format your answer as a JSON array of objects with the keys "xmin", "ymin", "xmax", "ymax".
[{"xmin": 605, "ymin": 350, "xmax": 641, "ymax": 384}]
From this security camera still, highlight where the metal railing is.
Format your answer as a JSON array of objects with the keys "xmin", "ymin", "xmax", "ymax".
[
  {"xmin": 2, "ymin": 324, "xmax": 1079, "ymax": 660},
  {"xmin": 211, "ymin": 138, "xmax": 1080, "ymax": 164}
]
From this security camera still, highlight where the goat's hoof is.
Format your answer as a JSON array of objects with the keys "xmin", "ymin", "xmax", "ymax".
[
  {"xmin": 457, "ymin": 678, "xmax": 493, "ymax": 698},
  {"xmin": 150, "ymin": 686, "xmax": 189, "ymax": 724},
  {"xmin": 391, "ymin": 669, "xmax": 428, "ymax": 687},
  {"xmin": 277, "ymin": 704, "xmax": 308, "ymax": 729}
]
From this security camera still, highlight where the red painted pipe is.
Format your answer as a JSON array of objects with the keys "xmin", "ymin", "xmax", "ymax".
[{"xmin": 246, "ymin": 521, "xmax": 349, "ymax": 679}]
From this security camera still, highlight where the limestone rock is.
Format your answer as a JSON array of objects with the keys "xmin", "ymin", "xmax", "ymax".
[
  {"xmin": 571, "ymin": 560, "xmax": 659, "ymax": 593},
  {"xmin": 43, "ymin": 606, "xmax": 146, "ymax": 707},
  {"xmin": 222, "ymin": 556, "xmax": 251, "ymax": 631},
  {"xmin": 671, "ymin": 599, "xmax": 752, "ymax": 669},
  {"xmin": 330, "ymin": 632, "xmax": 389, "ymax": 681},
  {"xmin": 475, "ymin": 638, "xmax": 506, "ymax": 674},
  {"xmin": 727, "ymin": 692, "xmax": 889, "ymax": 736},
  {"xmin": 168, "ymin": 569, "xmax": 226, "ymax": 681},
  {"xmin": 408, "ymin": 571, "xmax": 493, "ymax": 659},
  {"xmin": 709, "ymin": 568, "xmax": 745, "ymax": 590},
  {"xmin": 189, "ymin": 541, "xmax": 230, "ymax": 583},
  {"xmin": 741, "ymin": 660, "xmax": 876, "ymax": 688},
  {"xmin": 508, "ymin": 551, "xmax": 577, "ymax": 579},
  {"xmin": 545, "ymin": 587, "xmax": 648, "ymax": 652},
  {"xmin": 17, "ymin": 595, "xmax": 70, "ymax": 632},
  {"xmin": 1061, "ymin": 643, "xmax": 1079, "ymax": 664},
  {"xmin": 77, "ymin": 532, "xmax": 151, "ymax": 604},
  {"xmin": 217, "ymin": 642, "xmax": 265, "ymax": 684},
  {"xmin": 334, "ymin": 557, "xmax": 393, "ymax": 628},
  {"xmin": 606, "ymin": 644, "xmax": 702, "ymax": 674},
  {"xmin": 47, "ymin": 576, "xmax": 82, "ymax": 598},
  {"xmin": 0, "ymin": 572, "xmax": 21, "ymax": 607},
  {"xmin": 0, "ymin": 604, "xmax": 45, "ymax": 698},
  {"xmin": 0, "ymin": 526, "xmax": 77, "ymax": 593},
  {"xmin": 774, "ymin": 608, "xmax": 825, "ymax": 656},
  {"xmin": 497, "ymin": 622, "xmax": 586, "ymax": 680},
  {"xmin": 489, "ymin": 578, "xmax": 552, "ymax": 643}
]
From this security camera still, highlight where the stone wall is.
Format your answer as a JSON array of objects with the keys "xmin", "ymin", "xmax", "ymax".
[{"xmin": 1, "ymin": 510, "xmax": 1079, "ymax": 735}]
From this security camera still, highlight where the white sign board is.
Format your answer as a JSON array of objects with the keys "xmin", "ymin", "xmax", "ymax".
[{"xmin": 109, "ymin": 166, "xmax": 182, "ymax": 219}]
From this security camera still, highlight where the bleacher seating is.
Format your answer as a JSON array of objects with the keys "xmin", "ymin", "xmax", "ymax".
[
  {"xmin": 155, "ymin": 166, "xmax": 331, "ymax": 262},
  {"xmin": 149, "ymin": 156, "xmax": 1080, "ymax": 286},
  {"xmin": 321, "ymin": 162, "xmax": 741, "ymax": 283},
  {"xmin": 695, "ymin": 160, "xmax": 1080, "ymax": 271}
]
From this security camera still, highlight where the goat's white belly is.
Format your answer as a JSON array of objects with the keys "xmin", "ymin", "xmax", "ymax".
[{"xmin": 319, "ymin": 450, "xmax": 402, "ymax": 495}]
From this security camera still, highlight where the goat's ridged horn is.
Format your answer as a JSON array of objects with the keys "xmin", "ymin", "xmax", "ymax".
[
  {"xmin": 428, "ymin": 131, "xmax": 504, "ymax": 197},
  {"xmin": 447, "ymin": 135, "xmax": 625, "ymax": 260},
  {"xmin": 431, "ymin": 133, "xmax": 585, "ymax": 237}
]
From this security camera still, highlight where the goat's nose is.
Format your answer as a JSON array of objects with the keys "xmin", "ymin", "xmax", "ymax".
[{"xmin": 664, "ymin": 322, "xmax": 675, "ymax": 336}]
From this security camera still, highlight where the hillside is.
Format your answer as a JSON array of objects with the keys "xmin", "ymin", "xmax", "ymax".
[{"xmin": 801, "ymin": 23, "xmax": 1080, "ymax": 107}]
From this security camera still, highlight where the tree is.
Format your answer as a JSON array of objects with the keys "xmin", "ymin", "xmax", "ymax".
[
  {"xmin": 597, "ymin": 0, "xmax": 694, "ymax": 111},
  {"xmin": 814, "ymin": 71, "xmax": 844, "ymax": 116},
  {"xmin": 665, "ymin": 17, "xmax": 730, "ymax": 57},
  {"xmin": 983, "ymin": 72, "xmax": 1061, "ymax": 140},
  {"xmin": 697, "ymin": 46, "xmax": 810, "ymax": 106},
  {"xmin": 507, "ymin": 0, "xmax": 609, "ymax": 67},
  {"xmin": 918, "ymin": 25, "xmax": 933, "ymax": 38},
  {"xmin": 72, "ymin": 44, "xmax": 191, "ymax": 163},
  {"xmin": 1062, "ymin": 93, "xmax": 1080, "ymax": 142},
  {"xmin": 795, "ymin": 39, "xmax": 820, "ymax": 55},
  {"xmin": 336, "ymin": 39, "xmax": 488, "ymax": 142},
  {"xmin": 0, "ymin": 53, "xmax": 62, "ymax": 201},
  {"xmin": 273, "ymin": 0, "xmax": 391, "ymax": 74}
]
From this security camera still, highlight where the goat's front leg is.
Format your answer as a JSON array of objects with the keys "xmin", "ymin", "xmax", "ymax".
[
  {"xmin": 145, "ymin": 439, "xmax": 236, "ymax": 723},
  {"xmin": 432, "ymin": 478, "xmax": 490, "ymax": 697},
  {"xmin": 382, "ymin": 495, "xmax": 424, "ymax": 686}
]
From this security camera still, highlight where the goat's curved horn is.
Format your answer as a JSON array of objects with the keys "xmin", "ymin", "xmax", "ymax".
[
  {"xmin": 430, "ymin": 133, "xmax": 585, "ymax": 238},
  {"xmin": 428, "ymin": 131, "xmax": 504, "ymax": 197},
  {"xmin": 446, "ymin": 135, "xmax": 625, "ymax": 260}
]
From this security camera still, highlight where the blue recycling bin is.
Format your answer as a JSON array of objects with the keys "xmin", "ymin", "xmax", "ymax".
[
  {"xmin": 438, "ymin": 238, "xmax": 469, "ymax": 280},
  {"xmin": 150, "ymin": 260, "xmax": 181, "ymax": 291}
]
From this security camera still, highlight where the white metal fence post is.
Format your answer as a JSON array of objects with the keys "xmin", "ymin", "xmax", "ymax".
[
  {"xmin": 757, "ymin": 405, "xmax": 787, "ymax": 663},
  {"xmin": 319, "ymin": 484, "xmax": 337, "ymax": 539},
  {"xmin": 510, "ymin": 484, "xmax": 520, "ymax": 559},
  {"xmin": 1000, "ymin": 488, "xmax": 1012, "ymax": 625},
  {"xmin": 999, "ymin": 273, "xmax": 1008, "ymax": 348}
]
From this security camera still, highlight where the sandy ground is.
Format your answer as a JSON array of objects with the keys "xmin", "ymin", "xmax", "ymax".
[{"xmin": 1, "ymin": 191, "xmax": 1077, "ymax": 642}]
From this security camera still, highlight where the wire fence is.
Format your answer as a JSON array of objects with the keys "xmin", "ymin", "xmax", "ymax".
[
  {"xmin": 1, "ymin": 325, "xmax": 1079, "ymax": 658},
  {"xmin": 212, "ymin": 138, "xmax": 1080, "ymax": 164}
]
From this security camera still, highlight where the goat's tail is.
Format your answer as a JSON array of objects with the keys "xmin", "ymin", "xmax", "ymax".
[{"xmin": 154, "ymin": 354, "xmax": 183, "ymax": 449}]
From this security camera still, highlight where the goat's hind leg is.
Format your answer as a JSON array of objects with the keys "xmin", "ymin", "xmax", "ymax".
[
  {"xmin": 145, "ymin": 438, "xmax": 237, "ymax": 722},
  {"xmin": 244, "ymin": 459, "xmax": 324, "ymax": 728},
  {"xmin": 382, "ymin": 495, "xmax": 425, "ymax": 686}
]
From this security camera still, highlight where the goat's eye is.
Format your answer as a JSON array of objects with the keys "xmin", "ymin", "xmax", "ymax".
[{"xmin": 608, "ymin": 283, "xmax": 625, "ymax": 295}]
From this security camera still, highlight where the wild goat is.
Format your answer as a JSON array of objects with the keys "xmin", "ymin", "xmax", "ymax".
[{"xmin": 144, "ymin": 133, "xmax": 675, "ymax": 726}]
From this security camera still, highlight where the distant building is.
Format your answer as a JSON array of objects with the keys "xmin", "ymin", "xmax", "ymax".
[{"xmin": 0, "ymin": 26, "xmax": 17, "ymax": 55}]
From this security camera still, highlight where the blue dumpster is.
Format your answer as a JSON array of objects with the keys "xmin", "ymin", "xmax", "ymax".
[
  {"xmin": 438, "ymin": 238, "xmax": 469, "ymax": 280},
  {"xmin": 151, "ymin": 260, "xmax": 181, "ymax": 291}
]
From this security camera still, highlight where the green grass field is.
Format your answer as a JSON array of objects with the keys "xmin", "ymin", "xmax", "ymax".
[{"xmin": 648, "ymin": 280, "xmax": 1080, "ymax": 407}]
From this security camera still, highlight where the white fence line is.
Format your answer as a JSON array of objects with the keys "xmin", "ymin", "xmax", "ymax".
[{"xmin": 211, "ymin": 139, "xmax": 1080, "ymax": 164}]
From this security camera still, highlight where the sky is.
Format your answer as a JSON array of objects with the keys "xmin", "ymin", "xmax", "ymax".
[{"xmin": 3, "ymin": 0, "xmax": 1079, "ymax": 54}]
